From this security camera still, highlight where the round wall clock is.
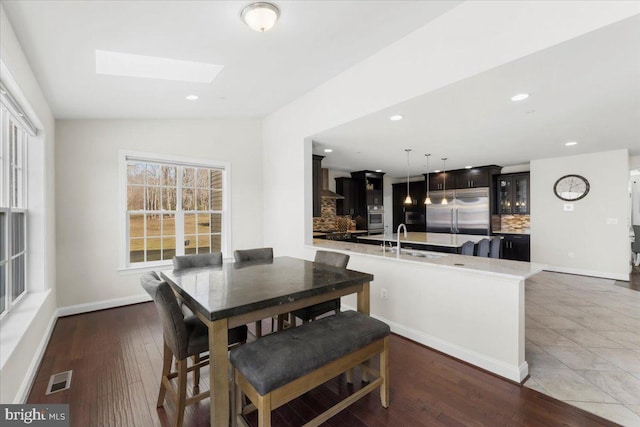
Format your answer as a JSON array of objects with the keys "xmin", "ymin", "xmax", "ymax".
[{"xmin": 553, "ymin": 174, "xmax": 590, "ymax": 201}]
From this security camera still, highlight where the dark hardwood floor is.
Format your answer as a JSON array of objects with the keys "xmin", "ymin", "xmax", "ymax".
[
  {"xmin": 28, "ymin": 303, "xmax": 618, "ymax": 427},
  {"xmin": 613, "ymin": 264, "xmax": 640, "ymax": 291}
]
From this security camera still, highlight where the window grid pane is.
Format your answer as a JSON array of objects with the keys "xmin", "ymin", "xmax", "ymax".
[{"xmin": 126, "ymin": 160, "xmax": 224, "ymax": 265}]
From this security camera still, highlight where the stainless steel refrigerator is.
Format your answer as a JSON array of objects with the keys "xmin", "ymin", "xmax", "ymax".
[{"xmin": 426, "ymin": 188, "xmax": 490, "ymax": 235}]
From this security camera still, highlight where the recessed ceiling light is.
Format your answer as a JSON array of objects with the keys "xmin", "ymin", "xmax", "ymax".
[
  {"xmin": 323, "ymin": 148, "xmax": 333, "ymax": 153},
  {"xmin": 434, "ymin": 169, "xmax": 441, "ymax": 173},
  {"xmin": 565, "ymin": 141, "xmax": 578, "ymax": 146},
  {"xmin": 511, "ymin": 93, "xmax": 530, "ymax": 101},
  {"xmin": 185, "ymin": 95, "xmax": 199, "ymax": 101},
  {"xmin": 375, "ymin": 169, "xmax": 382, "ymax": 173},
  {"xmin": 389, "ymin": 115, "xmax": 403, "ymax": 121},
  {"xmin": 465, "ymin": 165, "xmax": 472, "ymax": 169},
  {"xmin": 95, "ymin": 50, "xmax": 223, "ymax": 83}
]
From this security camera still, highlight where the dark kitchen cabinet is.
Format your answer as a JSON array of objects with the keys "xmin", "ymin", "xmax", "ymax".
[
  {"xmin": 500, "ymin": 233, "xmax": 530, "ymax": 262},
  {"xmin": 392, "ymin": 181, "xmax": 426, "ymax": 232},
  {"xmin": 456, "ymin": 167, "xmax": 492, "ymax": 188},
  {"xmin": 312, "ymin": 155, "xmax": 323, "ymax": 217},
  {"xmin": 497, "ymin": 173, "xmax": 530, "ymax": 214},
  {"xmin": 336, "ymin": 177, "xmax": 358, "ymax": 216},
  {"xmin": 427, "ymin": 166, "xmax": 501, "ymax": 191},
  {"xmin": 427, "ymin": 171, "xmax": 454, "ymax": 191}
]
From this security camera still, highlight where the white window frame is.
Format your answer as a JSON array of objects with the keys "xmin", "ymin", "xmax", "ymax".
[
  {"xmin": 118, "ymin": 150, "xmax": 232, "ymax": 271},
  {"xmin": 0, "ymin": 103, "xmax": 29, "ymax": 318}
]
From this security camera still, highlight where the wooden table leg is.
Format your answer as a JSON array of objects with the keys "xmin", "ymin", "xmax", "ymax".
[
  {"xmin": 209, "ymin": 318, "xmax": 230, "ymax": 426},
  {"xmin": 357, "ymin": 282, "xmax": 370, "ymax": 315}
]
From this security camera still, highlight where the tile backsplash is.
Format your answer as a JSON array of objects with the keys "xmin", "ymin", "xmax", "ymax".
[
  {"xmin": 313, "ymin": 197, "xmax": 352, "ymax": 231},
  {"xmin": 500, "ymin": 214, "xmax": 530, "ymax": 232}
]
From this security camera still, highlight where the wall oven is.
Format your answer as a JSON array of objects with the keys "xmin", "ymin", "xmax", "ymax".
[{"xmin": 367, "ymin": 206, "xmax": 384, "ymax": 233}]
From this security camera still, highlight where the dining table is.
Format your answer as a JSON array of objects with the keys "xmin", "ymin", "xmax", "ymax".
[{"xmin": 161, "ymin": 256, "xmax": 374, "ymax": 426}]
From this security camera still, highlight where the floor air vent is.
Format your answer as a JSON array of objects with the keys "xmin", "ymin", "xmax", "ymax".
[{"xmin": 46, "ymin": 370, "xmax": 72, "ymax": 395}]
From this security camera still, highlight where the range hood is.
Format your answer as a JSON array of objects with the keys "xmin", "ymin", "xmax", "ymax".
[{"xmin": 321, "ymin": 168, "xmax": 344, "ymax": 199}]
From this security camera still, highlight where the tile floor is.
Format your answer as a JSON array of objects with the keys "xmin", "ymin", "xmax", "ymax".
[{"xmin": 524, "ymin": 271, "xmax": 640, "ymax": 426}]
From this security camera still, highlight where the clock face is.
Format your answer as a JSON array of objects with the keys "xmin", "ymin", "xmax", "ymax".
[{"xmin": 553, "ymin": 174, "xmax": 590, "ymax": 201}]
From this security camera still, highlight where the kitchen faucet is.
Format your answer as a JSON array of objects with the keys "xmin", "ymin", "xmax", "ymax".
[{"xmin": 396, "ymin": 223, "xmax": 408, "ymax": 256}]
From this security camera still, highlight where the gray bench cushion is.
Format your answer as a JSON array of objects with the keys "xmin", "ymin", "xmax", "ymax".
[{"xmin": 230, "ymin": 310, "xmax": 390, "ymax": 395}]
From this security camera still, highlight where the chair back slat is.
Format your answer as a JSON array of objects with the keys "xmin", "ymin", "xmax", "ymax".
[{"xmin": 173, "ymin": 252, "xmax": 222, "ymax": 270}]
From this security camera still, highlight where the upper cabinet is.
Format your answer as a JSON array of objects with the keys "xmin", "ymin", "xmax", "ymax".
[
  {"xmin": 427, "ymin": 171, "xmax": 453, "ymax": 191},
  {"xmin": 312, "ymin": 155, "xmax": 324, "ymax": 217},
  {"xmin": 497, "ymin": 173, "xmax": 530, "ymax": 214},
  {"xmin": 425, "ymin": 166, "xmax": 500, "ymax": 191}
]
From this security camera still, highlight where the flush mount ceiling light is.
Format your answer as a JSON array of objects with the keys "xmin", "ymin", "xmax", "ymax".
[
  {"xmin": 390, "ymin": 115, "xmax": 403, "ymax": 121},
  {"xmin": 465, "ymin": 165, "xmax": 472, "ymax": 169},
  {"xmin": 375, "ymin": 169, "xmax": 382, "ymax": 173},
  {"xmin": 323, "ymin": 148, "xmax": 333, "ymax": 153},
  {"xmin": 185, "ymin": 95, "xmax": 199, "ymax": 101},
  {"xmin": 565, "ymin": 141, "xmax": 578, "ymax": 146},
  {"xmin": 95, "ymin": 50, "xmax": 223, "ymax": 83},
  {"xmin": 241, "ymin": 2, "xmax": 280, "ymax": 32},
  {"xmin": 511, "ymin": 93, "xmax": 530, "ymax": 101}
]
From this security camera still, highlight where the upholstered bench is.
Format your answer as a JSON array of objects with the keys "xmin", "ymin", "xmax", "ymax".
[{"xmin": 230, "ymin": 310, "xmax": 390, "ymax": 427}]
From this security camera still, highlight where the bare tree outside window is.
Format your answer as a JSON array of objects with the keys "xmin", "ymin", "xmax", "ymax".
[{"xmin": 126, "ymin": 159, "xmax": 224, "ymax": 265}]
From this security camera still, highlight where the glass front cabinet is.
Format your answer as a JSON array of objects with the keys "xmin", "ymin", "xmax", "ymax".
[{"xmin": 497, "ymin": 173, "xmax": 529, "ymax": 215}]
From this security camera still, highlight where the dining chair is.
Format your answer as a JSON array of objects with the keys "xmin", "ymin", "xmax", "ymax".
[
  {"xmin": 141, "ymin": 272, "xmax": 247, "ymax": 427},
  {"xmin": 291, "ymin": 251, "xmax": 350, "ymax": 325},
  {"xmin": 173, "ymin": 252, "xmax": 222, "ymax": 270},
  {"xmin": 461, "ymin": 240, "xmax": 475, "ymax": 256},
  {"xmin": 233, "ymin": 247, "xmax": 274, "ymax": 337},
  {"xmin": 476, "ymin": 238, "xmax": 490, "ymax": 257},
  {"xmin": 172, "ymin": 253, "xmax": 224, "ymax": 319},
  {"xmin": 489, "ymin": 237, "xmax": 501, "ymax": 259}
]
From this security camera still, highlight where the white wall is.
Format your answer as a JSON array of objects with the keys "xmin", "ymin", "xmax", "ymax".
[
  {"xmin": 0, "ymin": 5, "xmax": 58, "ymax": 403},
  {"xmin": 531, "ymin": 150, "xmax": 630, "ymax": 280},
  {"xmin": 55, "ymin": 119, "xmax": 263, "ymax": 308}
]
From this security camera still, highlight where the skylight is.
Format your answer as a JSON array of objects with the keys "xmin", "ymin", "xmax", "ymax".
[{"xmin": 95, "ymin": 50, "xmax": 223, "ymax": 83}]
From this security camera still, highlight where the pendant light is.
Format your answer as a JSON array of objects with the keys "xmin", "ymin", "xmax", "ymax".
[
  {"xmin": 441, "ymin": 157, "xmax": 448, "ymax": 205},
  {"xmin": 404, "ymin": 149, "xmax": 412, "ymax": 204},
  {"xmin": 424, "ymin": 154, "xmax": 432, "ymax": 205}
]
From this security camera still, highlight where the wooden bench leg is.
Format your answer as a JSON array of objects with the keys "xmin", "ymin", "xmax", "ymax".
[
  {"xmin": 380, "ymin": 336, "xmax": 390, "ymax": 408},
  {"xmin": 257, "ymin": 393, "xmax": 271, "ymax": 427},
  {"xmin": 255, "ymin": 320, "xmax": 262, "ymax": 338},
  {"xmin": 232, "ymin": 370, "xmax": 241, "ymax": 427}
]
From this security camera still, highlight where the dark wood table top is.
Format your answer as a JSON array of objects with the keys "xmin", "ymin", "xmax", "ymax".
[{"xmin": 161, "ymin": 256, "xmax": 374, "ymax": 321}]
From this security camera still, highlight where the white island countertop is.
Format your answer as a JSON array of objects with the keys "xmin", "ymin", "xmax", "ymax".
[
  {"xmin": 311, "ymin": 238, "xmax": 545, "ymax": 280},
  {"xmin": 357, "ymin": 232, "xmax": 490, "ymax": 248}
]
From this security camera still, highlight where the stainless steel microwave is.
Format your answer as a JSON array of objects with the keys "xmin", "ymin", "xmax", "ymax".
[{"xmin": 405, "ymin": 211, "xmax": 425, "ymax": 225}]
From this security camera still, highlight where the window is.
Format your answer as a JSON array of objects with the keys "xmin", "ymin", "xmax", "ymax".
[
  {"xmin": 122, "ymin": 153, "xmax": 229, "ymax": 268},
  {"xmin": 0, "ymin": 103, "xmax": 28, "ymax": 316}
]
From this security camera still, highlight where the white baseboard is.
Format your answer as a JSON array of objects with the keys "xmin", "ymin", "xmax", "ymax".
[
  {"xmin": 342, "ymin": 304, "xmax": 525, "ymax": 383},
  {"xmin": 15, "ymin": 310, "xmax": 58, "ymax": 403},
  {"xmin": 57, "ymin": 294, "xmax": 152, "ymax": 317},
  {"xmin": 544, "ymin": 265, "xmax": 629, "ymax": 281}
]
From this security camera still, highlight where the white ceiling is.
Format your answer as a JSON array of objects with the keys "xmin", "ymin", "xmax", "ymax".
[
  {"xmin": 313, "ymin": 15, "xmax": 640, "ymax": 177},
  {"xmin": 1, "ymin": 0, "xmax": 460, "ymax": 119}
]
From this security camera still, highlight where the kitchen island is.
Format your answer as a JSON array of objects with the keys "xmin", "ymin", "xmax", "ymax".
[
  {"xmin": 357, "ymin": 231, "xmax": 491, "ymax": 253},
  {"xmin": 306, "ymin": 238, "xmax": 545, "ymax": 383}
]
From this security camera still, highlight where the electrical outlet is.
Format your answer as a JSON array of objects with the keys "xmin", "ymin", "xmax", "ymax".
[{"xmin": 380, "ymin": 288, "xmax": 388, "ymax": 299}]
